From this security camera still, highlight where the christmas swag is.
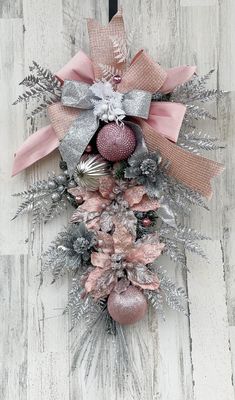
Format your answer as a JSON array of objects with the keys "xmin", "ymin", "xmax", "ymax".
[{"xmin": 12, "ymin": 9, "xmax": 225, "ymax": 393}]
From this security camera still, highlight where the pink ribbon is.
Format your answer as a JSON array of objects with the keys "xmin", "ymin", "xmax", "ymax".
[
  {"xmin": 12, "ymin": 125, "xmax": 59, "ymax": 176},
  {"xmin": 147, "ymin": 102, "xmax": 186, "ymax": 142},
  {"xmin": 12, "ymin": 50, "xmax": 195, "ymax": 176},
  {"xmin": 161, "ymin": 66, "xmax": 197, "ymax": 93}
]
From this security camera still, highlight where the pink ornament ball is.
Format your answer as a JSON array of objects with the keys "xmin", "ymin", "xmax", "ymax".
[
  {"xmin": 96, "ymin": 123, "xmax": 136, "ymax": 162},
  {"xmin": 107, "ymin": 286, "xmax": 148, "ymax": 325}
]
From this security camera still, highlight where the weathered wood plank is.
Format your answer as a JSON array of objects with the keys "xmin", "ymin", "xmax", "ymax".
[
  {"xmin": 0, "ymin": 0, "xmax": 22, "ymax": 18},
  {"xmin": 1, "ymin": 0, "xmax": 235, "ymax": 399},
  {"xmin": 218, "ymin": 1, "xmax": 235, "ymax": 398},
  {"xmin": 180, "ymin": 1, "xmax": 234, "ymax": 399},
  {"xmin": 187, "ymin": 242, "xmax": 234, "ymax": 399},
  {"xmin": 0, "ymin": 17, "xmax": 28, "ymax": 256},
  {"xmin": 0, "ymin": 255, "xmax": 28, "ymax": 400},
  {"xmin": 22, "ymin": 1, "xmax": 70, "ymax": 400},
  {"xmin": 120, "ymin": 1, "xmax": 194, "ymax": 399}
]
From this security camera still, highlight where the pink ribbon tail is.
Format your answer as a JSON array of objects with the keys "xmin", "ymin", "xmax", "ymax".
[
  {"xmin": 12, "ymin": 125, "xmax": 59, "ymax": 176},
  {"xmin": 160, "ymin": 65, "xmax": 197, "ymax": 93},
  {"xmin": 56, "ymin": 50, "xmax": 95, "ymax": 83},
  {"xmin": 146, "ymin": 102, "xmax": 186, "ymax": 143},
  {"xmin": 12, "ymin": 51, "xmax": 95, "ymax": 176}
]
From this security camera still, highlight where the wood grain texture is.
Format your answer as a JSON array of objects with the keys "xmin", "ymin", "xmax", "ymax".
[{"xmin": 0, "ymin": 0, "xmax": 234, "ymax": 399}]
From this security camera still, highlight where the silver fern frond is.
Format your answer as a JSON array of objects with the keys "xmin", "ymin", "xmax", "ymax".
[
  {"xmin": 159, "ymin": 224, "xmax": 209, "ymax": 264},
  {"xmin": 185, "ymin": 104, "xmax": 216, "ymax": 120},
  {"xmin": 98, "ymin": 64, "xmax": 122, "ymax": 81},
  {"xmin": 110, "ymin": 35, "xmax": 128, "ymax": 63},
  {"xmin": 145, "ymin": 266, "xmax": 188, "ymax": 315},
  {"xmin": 12, "ymin": 170, "xmax": 77, "ymax": 228},
  {"xmin": 13, "ymin": 61, "xmax": 62, "ymax": 112},
  {"xmin": 161, "ymin": 238, "xmax": 187, "ymax": 268}
]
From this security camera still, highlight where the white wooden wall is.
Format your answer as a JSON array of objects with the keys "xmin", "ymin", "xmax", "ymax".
[{"xmin": 0, "ymin": 1, "xmax": 234, "ymax": 399}]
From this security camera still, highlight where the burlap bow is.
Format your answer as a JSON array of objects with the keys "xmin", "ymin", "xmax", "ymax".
[{"xmin": 13, "ymin": 10, "xmax": 224, "ymax": 199}]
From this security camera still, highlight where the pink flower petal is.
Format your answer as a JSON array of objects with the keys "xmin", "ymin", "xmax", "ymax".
[
  {"xmin": 99, "ymin": 176, "xmax": 116, "ymax": 199},
  {"xmin": 127, "ymin": 266, "xmax": 160, "ymax": 290},
  {"xmin": 91, "ymin": 252, "xmax": 111, "ymax": 268},
  {"xmin": 85, "ymin": 268, "xmax": 117, "ymax": 299},
  {"xmin": 97, "ymin": 231, "xmax": 114, "ymax": 254},
  {"xmin": 68, "ymin": 187, "xmax": 93, "ymax": 200},
  {"xmin": 86, "ymin": 217, "xmax": 101, "ymax": 230},
  {"xmin": 131, "ymin": 195, "xmax": 160, "ymax": 212},
  {"xmin": 81, "ymin": 195, "xmax": 111, "ymax": 212},
  {"xmin": 126, "ymin": 243, "xmax": 165, "ymax": 264},
  {"xmin": 123, "ymin": 185, "xmax": 146, "ymax": 207},
  {"xmin": 85, "ymin": 268, "xmax": 105, "ymax": 292},
  {"xmin": 131, "ymin": 280, "xmax": 160, "ymax": 291},
  {"xmin": 112, "ymin": 219, "xmax": 134, "ymax": 253}
]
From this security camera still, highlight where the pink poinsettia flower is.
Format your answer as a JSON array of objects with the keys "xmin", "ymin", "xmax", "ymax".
[
  {"xmin": 69, "ymin": 176, "xmax": 116, "ymax": 223},
  {"xmin": 69, "ymin": 176, "xmax": 159, "ymax": 225},
  {"xmin": 123, "ymin": 185, "xmax": 159, "ymax": 212},
  {"xmin": 84, "ymin": 221, "xmax": 164, "ymax": 300}
]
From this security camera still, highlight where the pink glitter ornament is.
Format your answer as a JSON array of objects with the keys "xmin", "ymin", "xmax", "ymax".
[
  {"xmin": 96, "ymin": 123, "xmax": 136, "ymax": 162},
  {"xmin": 112, "ymin": 74, "xmax": 122, "ymax": 84},
  {"xmin": 107, "ymin": 286, "xmax": 148, "ymax": 325},
  {"xmin": 85, "ymin": 144, "xmax": 93, "ymax": 153},
  {"xmin": 142, "ymin": 217, "xmax": 152, "ymax": 227},
  {"xmin": 75, "ymin": 195, "xmax": 84, "ymax": 205}
]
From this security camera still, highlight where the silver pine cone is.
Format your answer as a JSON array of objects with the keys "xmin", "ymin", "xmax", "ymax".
[{"xmin": 74, "ymin": 155, "xmax": 109, "ymax": 191}]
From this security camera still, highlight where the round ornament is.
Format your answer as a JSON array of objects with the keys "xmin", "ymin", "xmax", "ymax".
[
  {"xmin": 142, "ymin": 217, "xmax": 152, "ymax": 227},
  {"xmin": 96, "ymin": 123, "xmax": 136, "ymax": 162},
  {"xmin": 107, "ymin": 286, "xmax": 147, "ymax": 325},
  {"xmin": 74, "ymin": 154, "xmax": 109, "ymax": 191}
]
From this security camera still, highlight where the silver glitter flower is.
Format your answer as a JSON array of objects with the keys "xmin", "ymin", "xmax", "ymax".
[
  {"xmin": 90, "ymin": 80, "xmax": 125, "ymax": 124},
  {"xmin": 74, "ymin": 155, "xmax": 110, "ymax": 191}
]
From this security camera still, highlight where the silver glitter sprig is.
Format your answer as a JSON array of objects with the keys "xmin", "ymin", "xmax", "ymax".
[
  {"xmin": 64, "ymin": 278, "xmax": 95, "ymax": 328},
  {"xmin": 159, "ymin": 224, "xmax": 209, "ymax": 265},
  {"xmin": 185, "ymin": 104, "xmax": 216, "ymax": 121},
  {"xmin": 98, "ymin": 64, "xmax": 122, "ymax": 81},
  {"xmin": 145, "ymin": 266, "xmax": 188, "ymax": 316},
  {"xmin": 171, "ymin": 69, "xmax": 226, "ymax": 105},
  {"xmin": 12, "ymin": 168, "xmax": 77, "ymax": 229},
  {"xmin": 71, "ymin": 304, "xmax": 143, "ymax": 399},
  {"xmin": 43, "ymin": 222, "xmax": 96, "ymax": 282},
  {"xmin": 161, "ymin": 173, "xmax": 209, "ymax": 213},
  {"xmin": 13, "ymin": 61, "xmax": 62, "ymax": 118},
  {"xmin": 177, "ymin": 126, "xmax": 225, "ymax": 154}
]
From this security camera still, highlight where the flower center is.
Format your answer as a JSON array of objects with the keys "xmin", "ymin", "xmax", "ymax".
[{"xmin": 140, "ymin": 159, "xmax": 158, "ymax": 176}]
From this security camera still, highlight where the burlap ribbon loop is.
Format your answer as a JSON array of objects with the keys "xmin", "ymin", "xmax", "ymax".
[{"xmin": 87, "ymin": 9, "xmax": 126, "ymax": 79}]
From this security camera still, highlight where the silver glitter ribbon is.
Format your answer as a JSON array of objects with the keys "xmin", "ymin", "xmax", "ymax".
[
  {"xmin": 157, "ymin": 197, "xmax": 177, "ymax": 228},
  {"xmin": 59, "ymin": 80, "xmax": 152, "ymax": 175}
]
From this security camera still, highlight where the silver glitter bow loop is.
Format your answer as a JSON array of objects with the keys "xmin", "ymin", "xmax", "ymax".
[
  {"xmin": 122, "ymin": 90, "xmax": 152, "ymax": 119},
  {"xmin": 62, "ymin": 80, "xmax": 94, "ymax": 109},
  {"xmin": 59, "ymin": 80, "xmax": 152, "ymax": 175}
]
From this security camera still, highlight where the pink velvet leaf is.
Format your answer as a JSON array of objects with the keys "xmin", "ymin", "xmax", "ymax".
[
  {"xmin": 85, "ymin": 267, "xmax": 106, "ymax": 292},
  {"xmin": 97, "ymin": 231, "xmax": 114, "ymax": 254},
  {"xmin": 126, "ymin": 243, "xmax": 164, "ymax": 264},
  {"xmin": 99, "ymin": 176, "xmax": 117, "ymax": 199},
  {"xmin": 80, "ymin": 194, "xmax": 111, "ymax": 212},
  {"xmin": 131, "ymin": 195, "xmax": 159, "ymax": 212},
  {"xmin": 123, "ymin": 185, "xmax": 146, "ymax": 207},
  {"xmin": 91, "ymin": 252, "xmax": 111, "ymax": 268},
  {"xmin": 127, "ymin": 265, "xmax": 159, "ymax": 290},
  {"xmin": 112, "ymin": 219, "xmax": 134, "ymax": 253},
  {"xmin": 85, "ymin": 268, "xmax": 117, "ymax": 299},
  {"xmin": 86, "ymin": 216, "xmax": 101, "ymax": 230}
]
